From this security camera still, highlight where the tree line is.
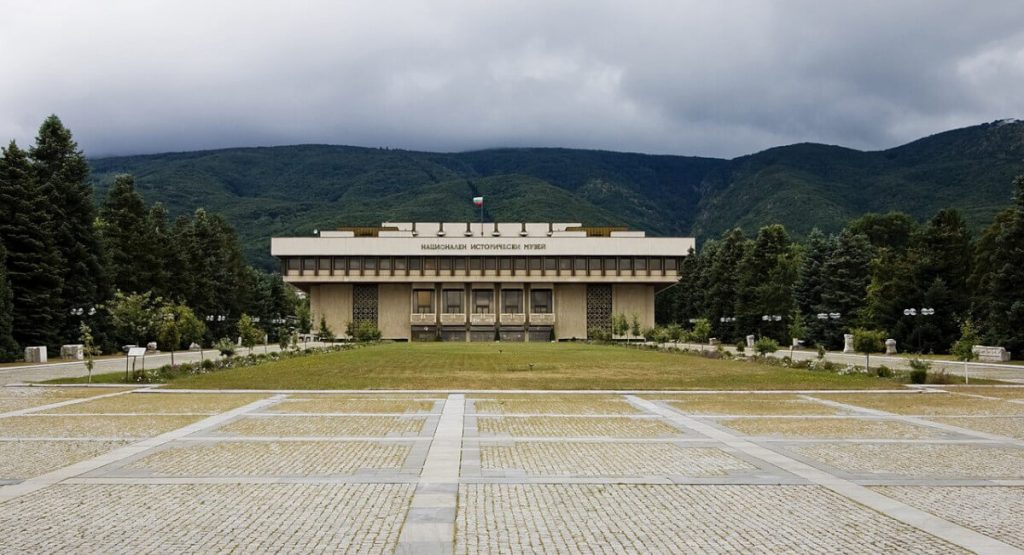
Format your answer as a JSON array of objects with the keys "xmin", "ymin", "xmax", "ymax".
[
  {"xmin": 0, "ymin": 116, "xmax": 300, "ymax": 361},
  {"xmin": 656, "ymin": 176, "xmax": 1024, "ymax": 356}
]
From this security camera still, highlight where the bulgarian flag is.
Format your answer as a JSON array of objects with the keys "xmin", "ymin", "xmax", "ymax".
[{"xmin": 473, "ymin": 196, "xmax": 484, "ymax": 206}]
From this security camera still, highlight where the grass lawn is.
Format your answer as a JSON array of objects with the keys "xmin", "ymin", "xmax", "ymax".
[{"xmin": 68, "ymin": 342, "xmax": 916, "ymax": 390}]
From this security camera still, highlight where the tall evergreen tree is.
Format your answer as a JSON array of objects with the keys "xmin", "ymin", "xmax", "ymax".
[
  {"xmin": 29, "ymin": 115, "xmax": 107, "ymax": 344},
  {"xmin": 0, "ymin": 141, "xmax": 63, "ymax": 348},
  {"xmin": 971, "ymin": 176, "xmax": 1024, "ymax": 352},
  {"xmin": 794, "ymin": 229, "xmax": 836, "ymax": 345},
  {"xmin": 819, "ymin": 229, "xmax": 874, "ymax": 348},
  {"xmin": 705, "ymin": 228, "xmax": 749, "ymax": 341},
  {"xmin": 98, "ymin": 174, "xmax": 168, "ymax": 295},
  {"xmin": 0, "ymin": 244, "xmax": 18, "ymax": 361},
  {"xmin": 735, "ymin": 224, "xmax": 798, "ymax": 341}
]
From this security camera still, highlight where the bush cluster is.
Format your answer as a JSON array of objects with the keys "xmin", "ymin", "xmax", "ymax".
[{"xmin": 129, "ymin": 344, "xmax": 351, "ymax": 383}]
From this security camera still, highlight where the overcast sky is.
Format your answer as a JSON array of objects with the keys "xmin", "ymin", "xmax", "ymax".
[{"xmin": 2, "ymin": 1, "xmax": 1023, "ymax": 159}]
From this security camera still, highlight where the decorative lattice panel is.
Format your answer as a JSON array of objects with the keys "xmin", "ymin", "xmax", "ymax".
[
  {"xmin": 352, "ymin": 284, "xmax": 379, "ymax": 326},
  {"xmin": 586, "ymin": 285, "xmax": 612, "ymax": 333}
]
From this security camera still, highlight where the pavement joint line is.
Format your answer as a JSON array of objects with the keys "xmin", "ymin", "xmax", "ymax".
[
  {"xmin": 60, "ymin": 476, "xmax": 422, "ymax": 485},
  {"xmin": 802, "ymin": 396, "xmax": 1024, "ymax": 447},
  {"xmin": 625, "ymin": 394, "xmax": 1024, "ymax": 555},
  {"xmin": 247, "ymin": 412, "xmax": 439, "ymax": 417},
  {"xmin": 178, "ymin": 435, "xmax": 433, "ymax": 441},
  {"xmin": 396, "ymin": 393, "xmax": 464, "ymax": 555},
  {"xmin": 0, "ymin": 394, "xmax": 286, "ymax": 504},
  {"xmin": 0, "ymin": 388, "xmax": 148, "ymax": 419}
]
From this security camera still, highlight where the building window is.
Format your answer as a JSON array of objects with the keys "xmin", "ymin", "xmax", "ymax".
[
  {"xmin": 319, "ymin": 258, "xmax": 331, "ymax": 271},
  {"xmin": 380, "ymin": 257, "xmax": 391, "ymax": 271},
  {"xmin": 364, "ymin": 257, "xmax": 377, "ymax": 270},
  {"xmin": 635, "ymin": 258, "xmax": 647, "ymax": 270},
  {"xmin": 440, "ymin": 257, "xmax": 452, "ymax": 271},
  {"xmin": 394, "ymin": 257, "xmax": 407, "ymax": 271},
  {"xmin": 470, "ymin": 258, "xmax": 482, "ymax": 271},
  {"xmin": 349, "ymin": 257, "xmax": 361, "ymax": 271},
  {"xmin": 443, "ymin": 290, "xmax": 464, "ymax": 313},
  {"xmin": 589, "ymin": 258, "xmax": 601, "ymax": 271},
  {"xmin": 558, "ymin": 258, "xmax": 571, "ymax": 271},
  {"xmin": 333, "ymin": 257, "xmax": 347, "ymax": 271},
  {"xmin": 531, "ymin": 289, "xmax": 553, "ymax": 313},
  {"xmin": 499, "ymin": 258, "xmax": 512, "ymax": 271},
  {"xmin": 665, "ymin": 258, "xmax": 678, "ymax": 272},
  {"xmin": 303, "ymin": 258, "xmax": 316, "ymax": 271},
  {"xmin": 472, "ymin": 290, "xmax": 493, "ymax": 314},
  {"xmin": 503, "ymin": 290, "xmax": 523, "ymax": 313},
  {"xmin": 413, "ymin": 290, "xmax": 434, "ymax": 314},
  {"xmin": 574, "ymin": 258, "xmax": 587, "ymax": 272},
  {"xmin": 287, "ymin": 258, "xmax": 300, "ymax": 271},
  {"xmin": 484, "ymin": 257, "xmax": 497, "ymax": 271},
  {"xmin": 619, "ymin": 257, "xmax": 632, "ymax": 271},
  {"xmin": 454, "ymin": 258, "xmax": 466, "ymax": 271},
  {"xmin": 604, "ymin": 258, "xmax": 617, "ymax": 271},
  {"xmin": 409, "ymin": 257, "xmax": 422, "ymax": 270},
  {"xmin": 424, "ymin": 257, "xmax": 436, "ymax": 271},
  {"xmin": 514, "ymin": 258, "xmax": 527, "ymax": 271},
  {"xmin": 530, "ymin": 258, "xmax": 543, "ymax": 271},
  {"xmin": 650, "ymin": 258, "xmax": 662, "ymax": 271}
]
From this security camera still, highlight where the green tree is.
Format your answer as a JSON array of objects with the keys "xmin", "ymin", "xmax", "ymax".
[
  {"xmin": 819, "ymin": 230, "xmax": 873, "ymax": 346},
  {"xmin": 317, "ymin": 315, "xmax": 334, "ymax": 343},
  {"xmin": 705, "ymin": 229, "xmax": 749, "ymax": 341},
  {"xmin": 611, "ymin": 313, "xmax": 629, "ymax": 340},
  {"xmin": 79, "ymin": 323, "xmax": 100, "ymax": 384},
  {"xmin": 0, "ymin": 141, "xmax": 63, "ymax": 348},
  {"xmin": 794, "ymin": 229, "xmax": 836, "ymax": 346},
  {"xmin": 0, "ymin": 244, "xmax": 17, "ymax": 361},
  {"xmin": 105, "ymin": 291, "xmax": 161, "ymax": 347},
  {"xmin": 629, "ymin": 312, "xmax": 642, "ymax": 346},
  {"xmin": 30, "ymin": 115, "xmax": 107, "ymax": 345},
  {"xmin": 950, "ymin": 318, "xmax": 981, "ymax": 384},
  {"xmin": 970, "ymin": 176, "xmax": 1024, "ymax": 353},
  {"xmin": 157, "ymin": 303, "xmax": 205, "ymax": 365},
  {"xmin": 754, "ymin": 337, "xmax": 779, "ymax": 357},
  {"xmin": 735, "ymin": 224, "xmax": 798, "ymax": 342},
  {"xmin": 852, "ymin": 328, "xmax": 886, "ymax": 373},
  {"xmin": 99, "ymin": 174, "xmax": 165, "ymax": 294},
  {"xmin": 690, "ymin": 318, "xmax": 711, "ymax": 351},
  {"xmin": 238, "ymin": 314, "xmax": 263, "ymax": 354}
]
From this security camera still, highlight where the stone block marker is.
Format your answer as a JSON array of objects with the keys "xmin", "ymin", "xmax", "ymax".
[
  {"xmin": 886, "ymin": 338, "xmax": 898, "ymax": 355},
  {"xmin": 60, "ymin": 344, "xmax": 84, "ymax": 361},
  {"xmin": 843, "ymin": 334, "xmax": 855, "ymax": 353},
  {"xmin": 973, "ymin": 345, "xmax": 1010, "ymax": 362},
  {"xmin": 23, "ymin": 347, "xmax": 47, "ymax": 363}
]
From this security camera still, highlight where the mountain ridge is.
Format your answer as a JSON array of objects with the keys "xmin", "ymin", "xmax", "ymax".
[{"xmin": 88, "ymin": 119, "xmax": 1024, "ymax": 270}]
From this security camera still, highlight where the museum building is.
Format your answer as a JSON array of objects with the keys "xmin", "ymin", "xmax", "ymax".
[{"xmin": 271, "ymin": 222, "xmax": 694, "ymax": 341}]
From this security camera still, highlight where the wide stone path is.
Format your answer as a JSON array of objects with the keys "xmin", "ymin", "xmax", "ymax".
[{"xmin": 2, "ymin": 385, "xmax": 1024, "ymax": 553}]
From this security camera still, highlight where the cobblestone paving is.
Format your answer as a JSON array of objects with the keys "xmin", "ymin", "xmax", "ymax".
[
  {"xmin": 873, "ymin": 486, "xmax": 1024, "ymax": 550},
  {"xmin": 0, "ymin": 440, "xmax": 129, "ymax": 479},
  {"xmin": 124, "ymin": 440, "xmax": 413, "ymax": 477},
  {"xmin": 794, "ymin": 443, "xmax": 1024, "ymax": 478},
  {"xmin": 269, "ymin": 398, "xmax": 437, "ymax": 414},
  {"xmin": 480, "ymin": 442, "xmax": 755, "ymax": 477},
  {"xmin": 3, "ymin": 389, "xmax": 1023, "ymax": 553},
  {"xmin": 0, "ymin": 414, "xmax": 203, "ymax": 438},
  {"xmin": 455, "ymin": 484, "xmax": 965, "ymax": 554},
  {"xmin": 41, "ymin": 393, "xmax": 269, "ymax": 414},
  {"xmin": 471, "ymin": 398, "xmax": 641, "ymax": 415},
  {"xmin": 932, "ymin": 416, "xmax": 1024, "ymax": 439},
  {"xmin": 0, "ymin": 483, "xmax": 413, "ymax": 553},
  {"xmin": 658, "ymin": 394, "xmax": 846, "ymax": 415},
  {"xmin": 0, "ymin": 387, "xmax": 112, "ymax": 413},
  {"xmin": 218, "ymin": 415, "xmax": 426, "ymax": 437},
  {"xmin": 720, "ymin": 417, "xmax": 947, "ymax": 439},
  {"xmin": 476, "ymin": 416, "xmax": 683, "ymax": 438},
  {"xmin": 815, "ymin": 392, "xmax": 1024, "ymax": 415}
]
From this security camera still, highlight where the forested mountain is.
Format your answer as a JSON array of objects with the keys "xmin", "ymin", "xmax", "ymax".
[{"xmin": 88, "ymin": 120, "xmax": 1024, "ymax": 270}]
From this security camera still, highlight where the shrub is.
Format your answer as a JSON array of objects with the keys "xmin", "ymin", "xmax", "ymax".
[
  {"xmin": 875, "ymin": 365, "xmax": 894, "ymax": 378},
  {"xmin": 214, "ymin": 337, "xmax": 236, "ymax": 357},
  {"xmin": 735, "ymin": 341, "xmax": 745, "ymax": 353},
  {"xmin": 754, "ymin": 337, "xmax": 780, "ymax": 357},
  {"xmin": 201, "ymin": 359, "xmax": 216, "ymax": 371},
  {"xmin": 347, "ymin": 321, "xmax": 382, "ymax": 342},
  {"xmin": 908, "ymin": 358, "xmax": 931, "ymax": 384},
  {"xmin": 816, "ymin": 344, "xmax": 826, "ymax": 360}
]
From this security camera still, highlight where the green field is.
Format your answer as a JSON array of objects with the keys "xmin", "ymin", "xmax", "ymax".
[{"xmin": 79, "ymin": 342, "xmax": 916, "ymax": 390}]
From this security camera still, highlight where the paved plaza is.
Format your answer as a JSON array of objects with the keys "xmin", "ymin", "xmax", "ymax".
[{"xmin": 1, "ymin": 386, "xmax": 1024, "ymax": 553}]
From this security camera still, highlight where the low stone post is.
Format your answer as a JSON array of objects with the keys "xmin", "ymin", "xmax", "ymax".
[
  {"xmin": 843, "ymin": 334, "xmax": 855, "ymax": 354},
  {"xmin": 885, "ymin": 339, "xmax": 897, "ymax": 355},
  {"xmin": 746, "ymin": 335, "xmax": 755, "ymax": 349}
]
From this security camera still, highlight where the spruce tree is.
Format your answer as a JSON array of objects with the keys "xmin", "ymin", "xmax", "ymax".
[
  {"xmin": 99, "ymin": 174, "xmax": 168, "ymax": 294},
  {"xmin": 794, "ymin": 229, "xmax": 836, "ymax": 345},
  {"xmin": 819, "ymin": 229, "xmax": 874, "ymax": 348},
  {"xmin": 0, "ymin": 244, "xmax": 18, "ymax": 361},
  {"xmin": 972, "ymin": 176, "xmax": 1024, "ymax": 352},
  {"xmin": 0, "ymin": 141, "xmax": 63, "ymax": 348},
  {"xmin": 704, "ymin": 228, "xmax": 749, "ymax": 341},
  {"xmin": 735, "ymin": 224, "xmax": 797, "ymax": 341},
  {"xmin": 29, "ymin": 115, "xmax": 107, "ymax": 344}
]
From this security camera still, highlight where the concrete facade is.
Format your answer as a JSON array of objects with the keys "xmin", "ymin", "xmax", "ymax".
[{"xmin": 272, "ymin": 223, "xmax": 692, "ymax": 341}]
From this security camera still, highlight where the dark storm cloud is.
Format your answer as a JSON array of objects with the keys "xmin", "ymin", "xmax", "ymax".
[{"xmin": 2, "ymin": 0, "xmax": 1023, "ymax": 158}]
